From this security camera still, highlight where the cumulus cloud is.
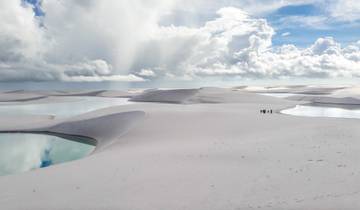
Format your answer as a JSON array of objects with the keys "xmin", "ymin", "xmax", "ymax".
[
  {"xmin": 1, "ymin": 0, "xmax": 360, "ymax": 83},
  {"xmin": 325, "ymin": 0, "xmax": 360, "ymax": 22},
  {"xmin": 137, "ymin": 69, "xmax": 156, "ymax": 77},
  {"xmin": 135, "ymin": 7, "xmax": 360, "ymax": 80},
  {"xmin": 0, "ymin": 0, "xmax": 177, "ymax": 82},
  {"xmin": 0, "ymin": 1, "xmax": 45, "ymax": 62}
]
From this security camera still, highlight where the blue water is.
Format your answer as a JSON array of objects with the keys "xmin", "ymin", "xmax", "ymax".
[
  {"xmin": 0, "ymin": 133, "xmax": 95, "ymax": 176},
  {"xmin": 281, "ymin": 105, "xmax": 360, "ymax": 119},
  {"xmin": 0, "ymin": 97, "xmax": 132, "ymax": 118},
  {"xmin": 261, "ymin": 92, "xmax": 360, "ymax": 119},
  {"xmin": 0, "ymin": 97, "xmax": 133, "ymax": 176}
]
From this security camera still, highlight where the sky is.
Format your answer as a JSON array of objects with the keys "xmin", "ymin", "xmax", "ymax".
[{"xmin": 1, "ymin": 0, "xmax": 360, "ymax": 88}]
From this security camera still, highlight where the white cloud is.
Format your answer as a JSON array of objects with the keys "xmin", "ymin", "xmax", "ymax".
[
  {"xmin": 1, "ymin": 1, "xmax": 360, "ymax": 83},
  {"xmin": 0, "ymin": 0, "xmax": 177, "ymax": 82},
  {"xmin": 138, "ymin": 69, "xmax": 156, "ymax": 77},
  {"xmin": 63, "ymin": 74, "xmax": 145, "ymax": 82},
  {"xmin": 281, "ymin": 32, "xmax": 291, "ymax": 37},
  {"xmin": 140, "ymin": 7, "xmax": 360, "ymax": 80},
  {"xmin": 325, "ymin": 0, "xmax": 360, "ymax": 22},
  {"xmin": 0, "ymin": 0, "xmax": 46, "ymax": 62}
]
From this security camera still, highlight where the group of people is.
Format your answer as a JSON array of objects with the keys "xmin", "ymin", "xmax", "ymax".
[{"xmin": 260, "ymin": 109, "xmax": 273, "ymax": 114}]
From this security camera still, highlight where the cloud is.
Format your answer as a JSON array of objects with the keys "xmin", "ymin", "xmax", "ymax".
[
  {"xmin": 0, "ymin": 0, "xmax": 177, "ymax": 82},
  {"xmin": 63, "ymin": 74, "xmax": 145, "ymax": 82},
  {"xmin": 1, "ymin": 0, "xmax": 360, "ymax": 83},
  {"xmin": 281, "ymin": 32, "xmax": 291, "ymax": 37},
  {"xmin": 139, "ymin": 7, "xmax": 360, "ymax": 80},
  {"xmin": 137, "ymin": 69, "xmax": 156, "ymax": 77},
  {"xmin": 0, "ymin": 0, "xmax": 46, "ymax": 62},
  {"xmin": 325, "ymin": 0, "xmax": 360, "ymax": 22}
]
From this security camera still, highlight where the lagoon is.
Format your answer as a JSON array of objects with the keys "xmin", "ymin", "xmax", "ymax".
[
  {"xmin": 0, "ymin": 133, "xmax": 95, "ymax": 176},
  {"xmin": 0, "ymin": 97, "xmax": 132, "ymax": 118},
  {"xmin": 281, "ymin": 104, "xmax": 360, "ymax": 119}
]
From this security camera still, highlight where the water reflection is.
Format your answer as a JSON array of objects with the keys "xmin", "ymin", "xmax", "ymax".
[
  {"xmin": 0, "ymin": 133, "xmax": 95, "ymax": 176},
  {"xmin": 0, "ymin": 97, "xmax": 132, "ymax": 118},
  {"xmin": 281, "ymin": 104, "xmax": 360, "ymax": 119}
]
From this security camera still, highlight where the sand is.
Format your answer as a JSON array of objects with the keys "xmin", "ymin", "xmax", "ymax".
[
  {"xmin": 98, "ymin": 90, "xmax": 139, "ymax": 98},
  {"xmin": 0, "ymin": 92, "xmax": 47, "ymax": 102},
  {"xmin": 248, "ymin": 85, "xmax": 347, "ymax": 95},
  {"xmin": 0, "ymin": 87, "xmax": 359, "ymax": 210}
]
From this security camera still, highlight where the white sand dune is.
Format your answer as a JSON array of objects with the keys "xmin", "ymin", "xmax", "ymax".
[
  {"xmin": 0, "ymin": 87, "xmax": 360, "ymax": 209},
  {"xmin": 97, "ymin": 90, "xmax": 137, "ymax": 98},
  {"xmin": 47, "ymin": 110, "xmax": 145, "ymax": 151},
  {"xmin": 191, "ymin": 87, "xmax": 292, "ymax": 104},
  {"xmin": 0, "ymin": 92, "xmax": 46, "ymax": 102},
  {"xmin": 131, "ymin": 88, "xmax": 199, "ymax": 104},
  {"xmin": 0, "ymin": 96, "xmax": 86, "ymax": 105},
  {"xmin": 0, "ymin": 107, "xmax": 145, "ymax": 151},
  {"xmin": 250, "ymin": 85, "xmax": 346, "ymax": 95},
  {"xmin": 332, "ymin": 86, "xmax": 360, "ymax": 98},
  {"xmin": 47, "ymin": 90, "xmax": 106, "ymax": 97},
  {"xmin": 132, "ymin": 87, "xmax": 292, "ymax": 105},
  {"xmin": 287, "ymin": 95, "xmax": 360, "ymax": 105}
]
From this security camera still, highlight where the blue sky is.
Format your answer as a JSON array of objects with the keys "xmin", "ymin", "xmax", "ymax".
[
  {"xmin": 266, "ymin": 3, "xmax": 360, "ymax": 47},
  {"xmin": 24, "ymin": 0, "xmax": 44, "ymax": 16}
]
